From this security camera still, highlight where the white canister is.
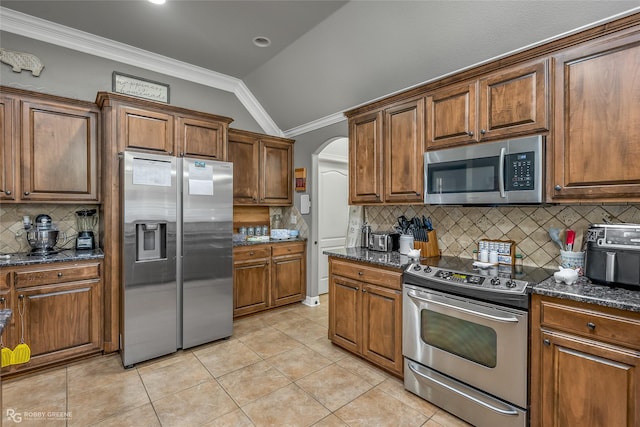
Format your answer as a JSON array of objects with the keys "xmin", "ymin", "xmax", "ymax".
[{"xmin": 399, "ymin": 234, "xmax": 414, "ymax": 255}]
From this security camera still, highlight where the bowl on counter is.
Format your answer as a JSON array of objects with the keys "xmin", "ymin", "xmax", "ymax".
[{"xmin": 289, "ymin": 229, "xmax": 299, "ymax": 238}]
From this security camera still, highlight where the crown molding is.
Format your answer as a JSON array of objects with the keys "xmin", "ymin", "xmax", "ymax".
[
  {"xmin": 0, "ymin": 7, "xmax": 282, "ymax": 136},
  {"xmin": 283, "ymin": 111, "xmax": 345, "ymax": 138}
]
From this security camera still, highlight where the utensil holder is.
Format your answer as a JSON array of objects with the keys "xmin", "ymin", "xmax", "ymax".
[
  {"xmin": 560, "ymin": 250, "xmax": 585, "ymax": 275},
  {"xmin": 414, "ymin": 230, "xmax": 440, "ymax": 258}
]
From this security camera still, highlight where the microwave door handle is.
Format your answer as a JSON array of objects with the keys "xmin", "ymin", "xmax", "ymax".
[{"xmin": 499, "ymin": 147, "xmax": 506, "ymax": 198}]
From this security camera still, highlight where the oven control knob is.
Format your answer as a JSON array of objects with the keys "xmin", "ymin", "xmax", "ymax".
[
  {"xmin": 506, "ymin": 280, "xmax": 517, "ymax": 288},
  {"xmin": 490, "ymin": 277, "xmax": 501, "ymax": 286},
  {"xmin": 413, "ymin": 264, "xmax": 422, "ymax": 271}
]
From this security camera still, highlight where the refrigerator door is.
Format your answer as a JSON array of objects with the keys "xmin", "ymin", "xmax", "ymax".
[
  {"xmin": 179, "ymin": 157, "xmax": 233, "ymax": 348},
  {"xmin": 121, "ymin": 151, "xmax": 178, "ymax": 367}
]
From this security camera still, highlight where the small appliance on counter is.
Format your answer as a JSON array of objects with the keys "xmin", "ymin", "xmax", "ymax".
[
  {"xmin": 585, "ymin": 223, "xmax": 640, "ymax": 289},
  {"xmin": 368, "ymin": 232, "xmax": 399, "ymax": 252},
  {"xmin": 75, "ymin": 209, "xmax": 97, "ymax": 250},
  {"xmin": 25, "ymin": 214, "xmax": 67, "ymax": 256}
]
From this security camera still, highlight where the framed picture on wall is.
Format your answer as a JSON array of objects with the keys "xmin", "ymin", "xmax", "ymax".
[{"xmin": 112, "ymin": 71, "xmax": 170, "ymax": 103}]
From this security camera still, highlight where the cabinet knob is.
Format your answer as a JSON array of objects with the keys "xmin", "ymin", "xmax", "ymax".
[
  {"xmin": 23, "ymin": 191, "xmax": 30, "ymax": 196},
  {"xmin": 480, "ymin": 129, "xmax": 486, "ymax": 135},
  {"xmin": 57, "ymin": 272, "xmax": 63, "ymax": 277},
  {"xmin": 543, "ymin": 339, "xmax": 551, "ymax": 346},
  {"xmin": 168, "ymin": 151, "xmax": 173, "ymax": 155},
  {"xmin": 0, "ymin": 297, "xmax": 5, "ymax": 304},
  {"xmin": 554, "ymin": 185, "xmax": 561, "ymax": 191},
  {"xmin": 249, "ymin": 251, "xmax": 254, "ymax": 256},
  {"xmin": 375, "ymin": 194, "xmax": 380, "ymax": 199},
  {"xmin": 355, "ymin": 287, "xmax": 359, "ymax": 291},
  {"xmin": 358, "ymin": 271, "xmax": 364, "ymax": 276},
  {"xmin": 362, "ymin": 288, "xmax": 367, "ymax": 293},
  {"xmin": 468, "ymin": 131, "xmax": 474, "ymax": 137},
  {"xmin": 4, "ymin": 190, "xmax": 10, "ymax": 196},
  {"xmin": 587, "ymin": 322, "xmax": 596, "ymax": 330}
]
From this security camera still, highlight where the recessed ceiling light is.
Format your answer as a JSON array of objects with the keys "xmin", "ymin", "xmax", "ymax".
[
  {"xmin": 149, "ymin": 0, "xmax": 166, "ymax": 4},
  {"xmin": 253, "ymin": 36, "xmax": 271, "ymax": 48}
]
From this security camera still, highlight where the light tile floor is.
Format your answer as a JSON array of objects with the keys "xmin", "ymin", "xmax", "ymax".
[{"xmin": 2, "ymin": 294, "xmax": 471, "ymax": 427}]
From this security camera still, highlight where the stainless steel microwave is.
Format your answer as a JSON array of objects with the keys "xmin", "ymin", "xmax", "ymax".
[{"xmin": 424, "ymin": 135, "xmax": 543, "ymax": 205}]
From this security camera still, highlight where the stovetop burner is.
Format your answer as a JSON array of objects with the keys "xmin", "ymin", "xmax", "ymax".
[{"xmin": 403, "ymin": 256, "xmax": 554, "ymax": 309}]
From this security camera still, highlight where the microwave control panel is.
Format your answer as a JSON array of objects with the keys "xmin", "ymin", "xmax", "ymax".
[{"xmin": 506, "ymin": 151, "xmax": 535, "ymax": 191}]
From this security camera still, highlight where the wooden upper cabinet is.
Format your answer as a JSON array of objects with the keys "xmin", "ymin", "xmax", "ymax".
[
  {"xmin": 119, "ymin": 105, "xmax": 174, "ymax": 154},
  {"xmin": 261, "ymin": 137, "xmax": 293, "ymax": 205},
  {"xmin": 426, "ymin": 81, "xmax": 478, "ymax": 149},
  {"xmin": 349, "ymin": 111, "xmax": 384, "ymax": 204},
  {"xmin": 228, "ymin": 128, "xmax": 294, "ymax": 206},
  {"xmin": 0, "ymin": 95, "xmax": 17, "ymax": 201},
  {"xmin": 176, "ymin": 116, "xmax": 226, "ymax": 160},
  {"xmin": 228, "ymin": 130, "xmax": 260, "ymax": 204},
  {"xmin": 20, "ymin": 98, "xmax": 100, "ymax": 202},
  {"xmin": 550, "ymin": 28, "xmax": 640, "ymax": 202},
  {"xmin": 384, "ymin": 98, "xmax": 424, "ymax": 203},
  {"xmin": 479, "ymin": 59, "xmax": 549, "ymax": 140},
  {"xmin": 426, "ymin": 59, "xmax": 549, "ymax": 150}
]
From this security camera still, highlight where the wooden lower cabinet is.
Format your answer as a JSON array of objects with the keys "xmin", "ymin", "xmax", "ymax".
[
  {"xmin": 328, "ymin": 257, "xmax": 403, "ymax": 376},
  {"xmin": 233, "ymin": 241, "xmax": 306, "ymax": 317},
  {"xmin": 2, "ymin": 260, "xmax": 103, "ymax": 376},
  {"xmin": 530, "ymin": 294, "xmax": 640, "ymax": 427}
]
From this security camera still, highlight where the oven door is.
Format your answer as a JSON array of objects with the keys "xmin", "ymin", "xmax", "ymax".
[{"xmin": 403, "ymin": 284, "xmax": 528, "ymax": 407}]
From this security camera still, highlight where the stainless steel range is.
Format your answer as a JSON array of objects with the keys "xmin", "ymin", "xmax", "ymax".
[{"xmin": 402, "ymin": 256, "xmax": 552, "ymax": 427}]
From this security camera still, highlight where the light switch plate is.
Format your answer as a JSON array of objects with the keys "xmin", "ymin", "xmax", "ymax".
[{"xmin": 300, "ymin": 194, "xmax": 310, "ymax": 214}]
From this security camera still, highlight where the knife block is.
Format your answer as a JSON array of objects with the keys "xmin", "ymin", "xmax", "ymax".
[{"xmin": 414, "ymin": 230, "xmax": 440, "ymax": 258}]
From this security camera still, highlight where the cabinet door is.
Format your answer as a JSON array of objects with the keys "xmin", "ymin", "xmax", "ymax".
[
  {"xmin": 426, "ymin": 81, "xmax": 478, "ymax": 149},
  {"xmin": 0, "ymin": 95, "xmax": 16, "ymax": 201},
  {"xmin": 20, "ymin": 99, "xmax": 99, "ymax": 202},
  {"xmin": 384, "ymin": 99, "xmax": 424, "ymax": 203},
  {"xmin": 176, "ymin": 116, "xmax": 226, "ymax": 160},
  {"xmin": 479, "ymin": 59, "xmax": 549, "ymax": 140},
  {"xmin": 551, "ymin": 29, "xmax": 640, "ymax": 201},
  {"xmin": 15, "ymin": 279, "xmax": 102, "ymax": 369},
  {"xmin": 539, "ymin": 330, "xmax": 640, "ymax": 427},
  {"xmin": 271, "ymin": 253, "xmax": 305, "ymax": 307},
  {"xmin": 349, "ymin": 111, "xmax": 384, "ymax": 204},
  {"xmin": 119, "ymin": 105, "xmax": 174, "ymax": 154},
  {"xmin": 233, "ymin": 258, "xmax": 270, "ymax": 317},
  {"xmin": 260, "ymin": 138, "xmax": 293, "ymax": 205},
  {"xmin": 328, "ymin": 275, "xmax": 361, "ymax": 355},
  {"xmin": 361, "ymin": 283, "xmax": 403, "ymax": 375},
  {"xmin": 228, "ymin": 132, "xmax": 259, "ymax": 205}
]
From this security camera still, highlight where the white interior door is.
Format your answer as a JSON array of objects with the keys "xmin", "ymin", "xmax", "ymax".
[{"xmin": 317, "ymin": 156, "xmax": 348, "ymax": 294}]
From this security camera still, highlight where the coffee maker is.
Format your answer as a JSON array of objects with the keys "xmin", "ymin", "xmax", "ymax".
[{"xmin": 75, "ymin": 209, "xmax": 97, "ymax": 250}]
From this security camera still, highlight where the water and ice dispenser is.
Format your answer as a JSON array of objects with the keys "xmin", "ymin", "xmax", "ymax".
[{"xmin": 136, "ymin": 223, "xmax": 166, "ymax": 260}]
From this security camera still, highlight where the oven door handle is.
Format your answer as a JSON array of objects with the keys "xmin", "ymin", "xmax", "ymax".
[
  {"xmin": 407, "ymin": 361, "xmax": 520, "ymax": 416},
  {"xmin": 406, "ymin": 290, "xmax": 520, "ymax": 323}
]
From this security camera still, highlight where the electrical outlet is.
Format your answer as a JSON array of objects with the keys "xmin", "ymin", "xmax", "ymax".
[{"xmin": 290, "ymin": 213, "xmax": 297, "ymax": 224}]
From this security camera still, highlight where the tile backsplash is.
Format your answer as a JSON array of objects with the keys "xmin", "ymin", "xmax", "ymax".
[
  {"xmin": 365, "ymin": 204, "xmax": 640, "ymax": 269},
  {"xmin": 0, "ymin": 204, "xmax": 99, "ymax": 253}
]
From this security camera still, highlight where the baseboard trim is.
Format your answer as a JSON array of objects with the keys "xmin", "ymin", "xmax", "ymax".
[{"xmin": 302, "ymin": 296, "xmax": 320, "ymax": 307}]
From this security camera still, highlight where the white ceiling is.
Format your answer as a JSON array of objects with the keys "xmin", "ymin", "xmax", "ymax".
[{"xmin": 2, "ymin": 1, "xmax": 639, "ymax": 136}]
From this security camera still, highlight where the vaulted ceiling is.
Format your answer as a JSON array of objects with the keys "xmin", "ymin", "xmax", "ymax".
[{"xmin": 2, "ymin": 1, "xmax": 639, "ymax": 136}]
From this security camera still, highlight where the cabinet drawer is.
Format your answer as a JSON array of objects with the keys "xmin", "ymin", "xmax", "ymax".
[
  {"xmin": 540, "ymin": 299, "xmax": 640, "ymax": 350},
  {"xmin": 272, "ymin": 242, "xmax": 304, "ymax": 257},
  {"xmin": 14, "ymin": 263, "xmax": 101, "ymax": 288},
  {"xmin": 234, "ymin": 246, "xmax": 271, "ymax": 261},
  {"xmin": 330, "ymin": 259, "xmax": 401, "ymax": 290}
]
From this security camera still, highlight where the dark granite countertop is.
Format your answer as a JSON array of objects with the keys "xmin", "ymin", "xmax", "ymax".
[
  {"xmin": 0, "ymin": 309, "xmax": 12, "ymax": 335},
  {"xmin": 323, "ymin": 247, "xmax": 411, "ymax": 270},
  {"xmin": 234, "ymin": 237, "xmax": 307, "ymax": 247},
  {"xmin": 0, "ymin": 249, "xmax": 104, "ymax": 267},
  {"xmin": 530, "ymin": 276, "xmax": 640, "ymax": 313}
]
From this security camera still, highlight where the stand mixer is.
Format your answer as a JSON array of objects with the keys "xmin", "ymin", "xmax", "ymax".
[{"xmin": 25, "ymin": 214, "xmax": 67, "ymax": 256}]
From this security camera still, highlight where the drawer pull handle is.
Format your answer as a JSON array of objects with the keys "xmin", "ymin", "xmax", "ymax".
[
  {"xmin": 543, "ymin": 339, "xmax": 550, "ymax": 346},
  {"xmin": 587, "ymin": 322, "xmax": 596, "ymax": 330}
]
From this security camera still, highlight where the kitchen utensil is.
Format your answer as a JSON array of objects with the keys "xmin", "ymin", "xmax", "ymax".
[
  {"xmin": 11, "ymin": 295, "xmax": 30, "ymax": 365},
  {"xmin": 0, "ymin": 297, "xmax": 11, "ymax": 368},
  {"xmin": 549, "ymin": 227, "xmax": 564, "ymax": 250},
  {"xmin": 565, "ymin": 229, "xmax": 575, "ymax": 251}
]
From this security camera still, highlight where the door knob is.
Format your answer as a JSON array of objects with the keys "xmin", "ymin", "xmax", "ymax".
[{"xmin": 554, "ymin": 185, "xmax": 561, "ymax": 191}]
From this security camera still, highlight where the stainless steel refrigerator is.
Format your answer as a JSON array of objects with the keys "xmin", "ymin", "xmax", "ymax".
[{"xmin": 120, "ymin": 151, "xmax": 233, "ymax": 367}]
